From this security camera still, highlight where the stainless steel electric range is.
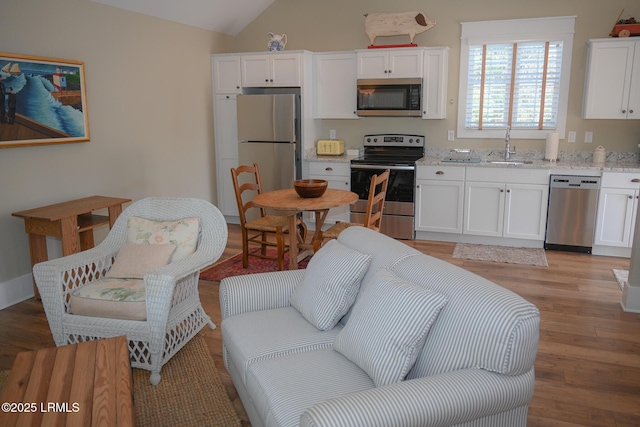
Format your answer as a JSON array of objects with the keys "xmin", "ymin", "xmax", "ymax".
[{"xmin": 350, "ymin": 134, "xmax": 425, "ymax": 240}]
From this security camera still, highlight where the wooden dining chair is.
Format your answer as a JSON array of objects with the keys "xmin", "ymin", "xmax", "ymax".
[
  {"xmin": 231, "ymin": 163, "xmax": 305, "ymax": 270},
  {"xmin": 321, "ymin": 169, "xmax": 390, "ymax": 241}
]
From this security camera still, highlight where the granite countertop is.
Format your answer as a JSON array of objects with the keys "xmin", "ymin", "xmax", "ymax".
[
  {"xmin": 416, "ymin": 156, "xmax": 640, "ymax": 173},
  {"xmin": 305, "ymin": 148, "xmax": 640, "ymax": 173}
]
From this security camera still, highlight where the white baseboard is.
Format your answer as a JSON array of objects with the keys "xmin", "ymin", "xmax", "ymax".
[
  {"xmin": 0, "ymin": 273, "xmax": 35, "ymax": 310},
  {"xmin": 621, "ymin": 282, "xmax": 640, "ymax": 313}
]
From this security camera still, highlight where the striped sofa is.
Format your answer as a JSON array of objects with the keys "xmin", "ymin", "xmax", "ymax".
[{"xmin": 220, "ymin": 226, "xmax": 540, "ymax": 427}]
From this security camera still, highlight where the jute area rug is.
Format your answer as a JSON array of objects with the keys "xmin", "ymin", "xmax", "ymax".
[
  {"xmin": 613, "ymin": 269, "xmax": 628, "ymax": 291},
  {"xmin": 201, "ymin": 248, "xmax": 308, "ymax": 282},
  {"xmin": 0, "ymin": 337, "xmax": 241, "ymax": 427},
  {"xmin": 453, "ymin": 243, "xmax": 549, "ymax": 267}
]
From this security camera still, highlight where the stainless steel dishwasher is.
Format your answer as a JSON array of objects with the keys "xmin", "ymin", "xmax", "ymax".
[{"xmin": 545, "ymin": 175, "xmax": 600, "ymax": 253}]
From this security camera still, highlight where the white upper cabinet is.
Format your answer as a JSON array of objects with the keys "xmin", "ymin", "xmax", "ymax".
[
  {"xmin": 313, "ymin": 52, "xmax": 358, "ymax": 119},
  {"xmin": 356, "ymin": 48, "xmax": 424, "ymax": 79},
  {"xmin": 241, "ymin": 53, "xmax": 302, "ymax": 87},
  {"xmin": 212, "ymin": 55, "xmax": 242, "ymax": 94},
  {"xmin": 583, "ymin": 39, "xmax": 640, "ymax": 119},
  {"xmin": 421, "ymin": 47, "xmax": 449, "ymax": 119}
]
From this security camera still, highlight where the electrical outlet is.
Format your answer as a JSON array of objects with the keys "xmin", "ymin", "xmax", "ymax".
[
  {"xmin": 568, "ymin": 131, "xmax": 576, "ymax": 143},
  {"xmin": 447, "ymin": 130, "xmax": 455, "ymax": 141},
  {"xmin": 329, "ymin": 129, "xmax": 336, "ymax": 140},
  {"xmin": 585, "ymin": 131, "xmax": 593, "ymax": 143}
]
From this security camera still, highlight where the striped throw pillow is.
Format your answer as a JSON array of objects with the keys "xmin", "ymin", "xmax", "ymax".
[
  {"xmin": 290, "ymin": 239, "xmax": 371, "ymax": 331},
  {"xmin": 333, "ymin": 268, "xmax": 448, "ymax": 387}
]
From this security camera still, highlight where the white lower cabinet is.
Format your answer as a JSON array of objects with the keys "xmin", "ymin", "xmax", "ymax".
[
  {"xmin": 503, "ymin": 183, "xmax": 549, "ymax": 240},
  {"xmin": 416, "ymin": 166, "xmax": 549, "ymax": 242},
  {"xmin": 463, "ymin": 182, "xmax": 505, "ymax": 237},
  {"xmin": 415, "ymin": 166, "xmax": 464, "ymax": 233},
  {"xmin": 464, "ymin": 174, "xmax": 549, "ymax": 240},
  {"xmin": 307, "ymin": 162, "xmax": 351, "ymax": 226},
  {"xmin": 594, "ymin": 172, "xmax": 640, "ymax": 248}
]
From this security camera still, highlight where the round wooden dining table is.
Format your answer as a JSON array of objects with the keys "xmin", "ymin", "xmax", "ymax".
[{"xmin": 252, "ymin": 188, "xmax": 358, "ymax": 269}]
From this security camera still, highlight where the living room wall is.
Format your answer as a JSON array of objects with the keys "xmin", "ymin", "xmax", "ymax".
[
  {"xmin": 233, "ymin": 0, "xmax": 640, "ymax": 154},
  {"xmin": 0, "ymin": 0, "xmax": 232, "ymax": 306}
]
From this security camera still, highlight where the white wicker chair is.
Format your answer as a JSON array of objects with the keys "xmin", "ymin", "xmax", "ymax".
[{"xmin": 33, "ymin": 197, "xmax": 228, "ymax": 385}]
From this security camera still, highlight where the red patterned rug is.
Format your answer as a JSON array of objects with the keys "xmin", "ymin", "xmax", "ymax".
[{"xmin": 200, "ymin": 249, "xmax": 308, "ymax": 282}]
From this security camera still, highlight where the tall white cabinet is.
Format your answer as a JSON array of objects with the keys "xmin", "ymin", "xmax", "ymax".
[
  {"xmin": 212, "ymin": 55, "xmax": 242, "ymax": 217},
  {"xmin": 583, "ymin": 38, "xmax": 640, "ymax": 119}
]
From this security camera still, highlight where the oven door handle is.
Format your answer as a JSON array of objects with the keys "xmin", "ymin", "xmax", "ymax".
[{"xmin": 350, "ymin": 164, "xmax": 415, "ymax": 171}]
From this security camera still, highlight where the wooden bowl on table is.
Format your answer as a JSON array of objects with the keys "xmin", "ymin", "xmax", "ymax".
[{"xmin": 294, "ymin": 179, "xmax": 328, "ymax": 198}]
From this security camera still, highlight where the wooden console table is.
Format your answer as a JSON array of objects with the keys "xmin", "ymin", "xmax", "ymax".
[
  {"xmin": 12, "ymin": 196, "xmax": 131, "ymax": 297},
  {"xmin": 0, "ymin": 336, "xmax": 134, "ymax": 427}
]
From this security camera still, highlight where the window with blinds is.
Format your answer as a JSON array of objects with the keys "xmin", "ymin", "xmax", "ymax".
[
  {"xmin": 466, "ymin": 41, "xmax": 563, "ymax": 130},
  {"xmin": 457, "ymin": 16, "xmax": 575, "ymax": 139}
]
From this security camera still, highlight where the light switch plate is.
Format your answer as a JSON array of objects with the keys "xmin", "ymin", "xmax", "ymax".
[
  {"xmin": 568, "ymin": 131, "xmax": 576, "ymax": 143},
  {"xmin": 585, "ymin": 131, "xmax": 593, "ymax": 143},
  {"xmin": 448, "ymin": 130, "xmax": 455, "ymax": 141},
  {"xmin": 329, "ymin": 129, "xmax": 336, "ymax": 140}
]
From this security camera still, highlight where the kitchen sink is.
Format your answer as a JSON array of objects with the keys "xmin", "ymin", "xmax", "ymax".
[{"xmin": 486, "ymin": 160, "xmax": 533, "ymax": 165}]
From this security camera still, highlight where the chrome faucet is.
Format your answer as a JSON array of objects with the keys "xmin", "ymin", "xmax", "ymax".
[{"xmin": 504, "ymin": 125, "xmax": 516, "ymax": 160}]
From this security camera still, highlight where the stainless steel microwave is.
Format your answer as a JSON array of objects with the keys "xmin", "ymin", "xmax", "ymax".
[{"xmin": 356, "ymin": 78, "xmax": 422, "ymax": 117}]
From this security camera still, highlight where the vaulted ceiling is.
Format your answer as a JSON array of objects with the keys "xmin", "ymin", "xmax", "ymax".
[{"xmin": 90, "ymin": 0, "xmax": 275, "ymax": 36}]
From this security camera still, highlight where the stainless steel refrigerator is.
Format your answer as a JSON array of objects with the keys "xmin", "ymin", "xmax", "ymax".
[{"xmin": 236, "ymin": 93, "xmax": 301, "ymax": 195}]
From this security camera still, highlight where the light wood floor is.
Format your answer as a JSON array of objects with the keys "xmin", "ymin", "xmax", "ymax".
[{"xmin": 1, "ymin": 224, "xmax": 639, "ymax": 426}]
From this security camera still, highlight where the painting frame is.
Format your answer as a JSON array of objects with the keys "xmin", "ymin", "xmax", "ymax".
[{"xmin": 0, "ymin": 53, "xmax": 90, "ymax": 148}]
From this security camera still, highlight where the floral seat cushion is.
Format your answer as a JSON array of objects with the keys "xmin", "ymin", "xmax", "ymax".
[{"xmin": 70, "ymin": 278, "xmax": 147, "ymax": 321}]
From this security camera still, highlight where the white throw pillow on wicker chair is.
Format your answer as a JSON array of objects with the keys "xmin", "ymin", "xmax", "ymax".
[
  {"xmin": 70, "ymin": 242, "xmax": 177, "ymax": 320},
  {"xmin": 126, "ymin": 216, "xmax": 200, "ymax": 262}
]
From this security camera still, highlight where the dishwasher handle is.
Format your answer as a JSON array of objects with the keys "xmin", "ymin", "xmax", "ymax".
[{"xmin": 550, "ymin": 175, "xmax": 600, "ymax": 190}]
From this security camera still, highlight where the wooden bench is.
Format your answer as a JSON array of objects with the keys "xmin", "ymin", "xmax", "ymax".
[{"xmin": 0, "ymin": 336, "xmax": 134, "ymax": 426}]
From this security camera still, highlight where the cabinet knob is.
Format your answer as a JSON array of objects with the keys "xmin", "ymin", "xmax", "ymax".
[
  {"xmin": 384, "ymin": 70, "xmax": 388, "ymax": 74},
  {"xmin": 416, "ymin": 184, "xmax": 420, "ymax": 188},
  {"xmin": 325, "ymin": 167, "xmax": 333, "ymax": 171},
  {"xmin": 630, "ymin": 109, "xmax": 635, "ymax": 114},
  {"xmin": 265, "ymin": 79, "xmax": 269, "ymax": 82},
  {"xmin": 226, "ymin": 95, "xmax": 230, "ymax": 99},
  {"xmin": 632, "ymin": 179, "xmax": 640, "ymax": 183},
  {"xmin": 622, "ymin": 109, "xmax": 627, "ymax": 114},
  {"xmin": 270, "ymin": 79, "xmax": 274, "ymax": 82},
  {"xmin": 436, "ymin": 171, "xmax": 444, "ymax": 175},
  {"xmin": 629, "ymin": 195, "xmax": 633, "ymax": 199},
  {"xmin": 507, "ymin": 189, "xmax": 511, "ymax": 193},
  {"xmin": 500, "ymin": 189, "xmax": 505, "ymax": 193}
]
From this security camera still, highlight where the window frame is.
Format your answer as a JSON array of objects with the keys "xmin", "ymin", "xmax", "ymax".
[{"xmin": 457, "ymin": 16, "xmax": 576, "ymax": 140}]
